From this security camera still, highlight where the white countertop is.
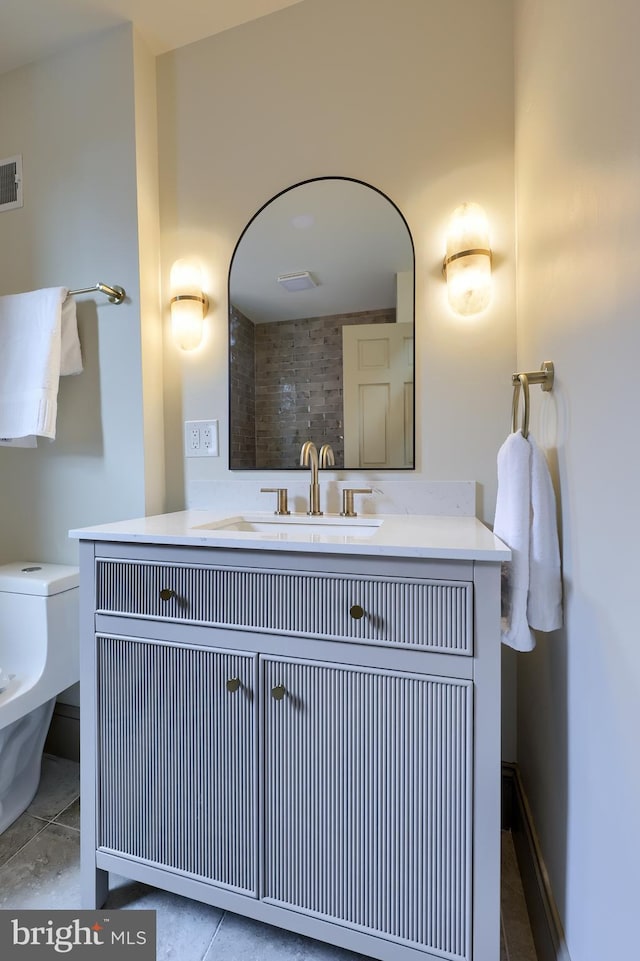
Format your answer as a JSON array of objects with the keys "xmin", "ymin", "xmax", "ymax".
[{"xmin": 70, "ymin": 510, "xmax": 510, "ymax": 561}]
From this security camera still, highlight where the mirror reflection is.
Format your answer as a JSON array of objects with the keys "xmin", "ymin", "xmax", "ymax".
[{"xmin": 229, "ymin": 177, "xmax": 415, "ymax": 470}]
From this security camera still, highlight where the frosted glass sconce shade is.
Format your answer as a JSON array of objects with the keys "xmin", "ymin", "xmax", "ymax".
[
  {"xmin": 170, "ymin": 259, "xmax": 209, "ymax": 350},
  {"xmin": 443, "ymin": 203, "xmax": 492, "ymax": 316}
]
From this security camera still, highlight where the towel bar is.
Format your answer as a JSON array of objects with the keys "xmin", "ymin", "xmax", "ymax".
[{"xmin": 68, "ymin": 282, "xmax": 125, "ymax": 305}]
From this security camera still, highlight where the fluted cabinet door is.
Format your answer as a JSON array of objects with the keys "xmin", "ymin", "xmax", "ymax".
[
  {"xmin": 97, "ymin": 635, "xmax": 257, "ymax": 895},
  {"xmin": 263, "ymin": 657, "xmax": 473, "ymax": 960}
]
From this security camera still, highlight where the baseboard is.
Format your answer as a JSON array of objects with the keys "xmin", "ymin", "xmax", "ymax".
[
  {"xmin": 44, "ymin": 701, "xmax": 80, "ymax": 762},
  {"xmin": 502, "ymin": 763, "xmax": 571, "ymax": 961}
]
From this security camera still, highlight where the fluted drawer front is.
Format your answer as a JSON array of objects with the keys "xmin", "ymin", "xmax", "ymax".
[
  {"xmin": 264, "ymin": 658, "xmax": 473, "ymax": 959},
  {"xmin": 97, "ymin": 559, "xmax": 472, "ymax": 654},
  {"xmin": 97, "ymin": 635, "xmax": 257, "ymax": 894}
]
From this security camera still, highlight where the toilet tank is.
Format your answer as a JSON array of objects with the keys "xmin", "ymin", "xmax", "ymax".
[{"xmin": 0, "ymin": 562, "xmax": 79, "ymax": 729}]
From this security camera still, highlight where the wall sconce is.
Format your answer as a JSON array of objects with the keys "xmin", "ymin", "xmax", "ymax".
[
  {"xmin": 170, "ymin": 259, "xmax": 209, "ymax": 350},
  {"xmin": 442, "ymin": 202, "xmax": 492, "ymax": 316}
]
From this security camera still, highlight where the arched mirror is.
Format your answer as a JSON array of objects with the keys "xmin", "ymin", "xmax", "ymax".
[{"xmin": 228, "ymin": 177, "xmax": 415, "ymax": 470}]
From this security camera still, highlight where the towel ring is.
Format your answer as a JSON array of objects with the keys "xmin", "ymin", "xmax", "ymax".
[{"xmin": 512, "ymin": 373, "xmax": 530, "ymax": 438}]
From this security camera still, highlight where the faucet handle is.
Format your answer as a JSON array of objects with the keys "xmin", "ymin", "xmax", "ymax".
[
  {"xmin": 260, "ymin": 488, "xmax": 291, "ymax": 515},
  {"xmin": 340, "ymin": 488, "xmax": 373, "ymax": 518}
]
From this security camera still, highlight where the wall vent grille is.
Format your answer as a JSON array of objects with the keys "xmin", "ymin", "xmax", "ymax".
[{"xmin": 0, "ymin": 155, "xmax": 23, "ymax": 211}]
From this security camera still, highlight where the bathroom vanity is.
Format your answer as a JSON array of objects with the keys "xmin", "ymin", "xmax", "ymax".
[{"xmin": 72, "ymin": 511, "xmax": 509, "ymax": 961}]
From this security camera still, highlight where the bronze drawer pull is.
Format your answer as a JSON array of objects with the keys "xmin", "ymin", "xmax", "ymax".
[
  {"xmin": 349, "ymin": 604, "xmax": 365, "ymax": 620},
  {"xmin": 271, "ymin": 684, "xmax": 286, "ymax": 701},
  {"xmin": 159, "ymin": 588, "xmax": 176, "ymax": 601},
  {"xmin": 226, "ymin": 677, "xmax": 241, "ymax": 693}
]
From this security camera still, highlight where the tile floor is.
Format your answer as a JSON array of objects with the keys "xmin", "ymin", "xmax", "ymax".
[{"xmin": 0, "ymin": 755, "xmax": 538, "ymax": 961}]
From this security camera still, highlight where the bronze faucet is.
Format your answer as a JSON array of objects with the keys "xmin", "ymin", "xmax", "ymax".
[
  {"xmin": 319, "ymin": 443, "xmax": 335, "ymax": 468},
  {"xmin": 300, "ymin": 440, "xmax": 322, "ymax": 515}
]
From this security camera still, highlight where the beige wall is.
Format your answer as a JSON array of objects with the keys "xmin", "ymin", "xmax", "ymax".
[
  {"xmin": 515, "ymin": 1, "xmax": 640, "ymax": 957},
  {"xmin": 0, "ymin": 24, "xmax": 163, "ymax": 566},
  {"xmin": 157, "ymin": 0, "xmax": 517, "ymax": 527}
]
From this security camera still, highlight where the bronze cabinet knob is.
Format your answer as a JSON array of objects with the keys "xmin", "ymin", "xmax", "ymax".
[
  {"xmin": 226, "ymin": 677, "xmax": 241, "ymax": 693},
  {"xmin": 350, "ymin": 604, "xmax": 365, "ymax": 620},
  {"xmin": 159, "ymin": 588, "xmax": 176, "ymax": 601},
  {"xmin": 271, "ymin": 684, "xmax": 286, "ymax": 701}
]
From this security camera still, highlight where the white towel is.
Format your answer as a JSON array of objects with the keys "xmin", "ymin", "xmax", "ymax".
[
  {"xmin": 0, "ymin": 286, "xmax": 82, "ymax": 443},
  {"xmin": 60, "ymin": 294, "xmax": 82, "ymax": 376},
  {"xmin": 494, "ymin": 430, "xmax": 535, "ymax": 651},
  {"xmin": 528, "ymin": 435, "xmax": 563, "ymax": 631}
]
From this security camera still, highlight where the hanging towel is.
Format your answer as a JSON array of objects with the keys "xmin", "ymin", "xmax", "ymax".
[
  {"xmin": 60, "ymin": 294, "xmax": 82, "ymax": 376},
  {"xmin": 0, "ymin": 286, "xmax": 82, "ymax": 443},
  {"xmin": 528, "ymin": 435, "xmax": 563, "ymax": 631},
  {"xmin": 494, "ymin": 429, "xmax": 535, "ymax": 652}
]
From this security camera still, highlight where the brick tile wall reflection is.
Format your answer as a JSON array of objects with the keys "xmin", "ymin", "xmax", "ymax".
[{"xmin": 229, "ymin": 306, "xmax": 395, "ymax": 469}]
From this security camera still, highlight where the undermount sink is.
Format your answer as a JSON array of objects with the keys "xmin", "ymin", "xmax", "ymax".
[{"xmin": 191, "ymin": 514, "xmax": 383, "ymax": 539}]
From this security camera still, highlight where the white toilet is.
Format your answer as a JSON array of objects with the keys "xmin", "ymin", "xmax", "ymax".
[{"xmin": 0, "ymin": 561, "xmax": 79, "ymax": 834}]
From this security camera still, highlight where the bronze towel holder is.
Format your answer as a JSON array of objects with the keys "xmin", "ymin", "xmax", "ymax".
[{"xmin": 511, "ymin": 361, "xmax": 554, "ymax": 438}]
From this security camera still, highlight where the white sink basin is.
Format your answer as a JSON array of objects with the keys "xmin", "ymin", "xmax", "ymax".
[{"xmin": 191, "ymin": 514, "xmax": 383, "ymax": 539}]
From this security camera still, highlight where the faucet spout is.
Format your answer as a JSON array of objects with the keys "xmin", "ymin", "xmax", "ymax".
[
  {"xmin": 300, "ymin": 441, "xmax": 322, "ymax": 515},
  {"xmin": 319, "ymin": 443, "xmax": 335, "ymax": 468}
]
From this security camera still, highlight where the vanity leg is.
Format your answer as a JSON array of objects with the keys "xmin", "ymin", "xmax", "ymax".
[
  {"xmin": 81, "ymin": 861, "xmax": 109, "ymax": 909},
  {"xmin": 79, "ymin": 539, "xmax": 109, "ymax": 910}
]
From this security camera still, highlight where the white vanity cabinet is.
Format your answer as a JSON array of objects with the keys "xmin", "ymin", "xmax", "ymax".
[{"xmin": 77, "ymin": 521, "xmax": 506, "ymax": 961}]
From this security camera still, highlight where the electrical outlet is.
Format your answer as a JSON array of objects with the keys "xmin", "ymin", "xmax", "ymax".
[
  {"xmin": 185, "ymin": 419, "xmax": 219, "ymax": 457},
  {"xmin": 202, "ymin": 420, "xmax": 219, "ymax": 455},
  {"xmin": 185, "ymin": 421, "xmax": 200, "ymax": 456}
]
